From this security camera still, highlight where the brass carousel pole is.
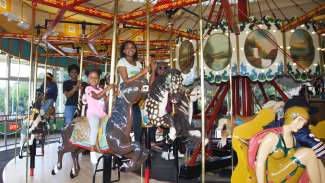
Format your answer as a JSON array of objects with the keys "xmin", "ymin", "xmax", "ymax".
[
  {"xmin": 44, "ymin": 45, "xmax": 48, "ymax": 98},
  {"xmin": 107, "ymin": 0, "xmax": 118, "ymax": 117},
  {"xmin": 26, "ymin": 1, "xmax": 37, "ymax": 181},
  {"xmin": 144, "ymin": 1, "xmax": 151, "ymax": 183},
  {"xmin": 78, "ymin": 46, "xmax": 84, "ymax": 85},
  {"xmin": 198, "ymin": 0, "xmax": 206, "ymax": 182},
  {"xmin": 228, "ymin": 29, "xmax": 234, "ymax": 172},
  {"xmin": 33, "ymin": 47, "xmax": 38, "ymax": 100},
  {"xmin": 43, "ymin": 44, "xmax": 48, "ymax": 139},
  {"xmin": 29, "ymin": 26, "xmax": 40, "ymax": 179},
  {"xmin": 104, "ymin": 1, "xmax": 118, "ymax": 183},
  {"xmin": 14, "ymin": 41, "xmax": 22, "ymax": 163}
]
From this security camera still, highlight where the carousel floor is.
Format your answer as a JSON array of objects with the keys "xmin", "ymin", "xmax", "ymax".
[
  {"xmin": 2, "ymin": 142, "xmax": 230, "ymax": 183},
  {"xmin": 1, "ymin": 143, "xmax": 167, "ymax": 183}
]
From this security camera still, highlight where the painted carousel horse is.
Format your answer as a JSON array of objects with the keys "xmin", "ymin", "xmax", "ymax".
[
  {"xmin": 161, "ymin": 85, "xmax": 203, "ymax": 160},
  {"xmin": 106, "ymin": 78, "xmax": 150, "ymax": 171},
  {"xmin": 143, "ymin": 69, "xmax": 184, "ymax": 142},
  {"xmin": 51, "ymin": 78, "xmax": 149, "ymax": 177},
  {"xmin": 231, "ymin": 101, "xmax": 325, "ymax": 183},
  {"xmin": 51, "ymin": 93, "xmax": 87, "ymax": 178},
  {"xmin": 19, "ymin": 92, "xmax": 55, "ymax": 158},
  {"xmin": 173, "ymin": 85, "xmax": 202, "ymax": 141}
]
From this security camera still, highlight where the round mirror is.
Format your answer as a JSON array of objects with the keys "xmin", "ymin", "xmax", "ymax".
[
  {"xmin": 289, "ymin": 29, "xmax": 315, "ymax": 69},
  {"xmin": 178, "ymin": 40, "xmax": 195, "ymax": 74},
  {"xmin": 244, "ymin": 29, "xmax": 278, "ymax": 69},
  {"xmin": 203, "ymin": 33, "xmax": 232, "ymax": 71}
]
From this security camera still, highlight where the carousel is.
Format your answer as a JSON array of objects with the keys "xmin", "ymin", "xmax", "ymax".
[{"xmin": 0, "ymin": 0, "xmax": 324, "ymax": 183}]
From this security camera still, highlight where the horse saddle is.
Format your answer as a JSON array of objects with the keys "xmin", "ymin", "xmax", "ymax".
[
  {"xmin": 70, "ymin": 116, "xmax": 110, "ymax": 153},
  {"xmin": 46, "ymin": 106, "xmax": 56, "ymax": 118}
]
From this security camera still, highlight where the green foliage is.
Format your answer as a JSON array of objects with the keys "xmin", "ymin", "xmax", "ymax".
[
  {"xmin": 0, "ymin": 86, "xmax": 5, "ymax": 114},
  {"xmin": 8, "ymin": 82, "xmax": 29, "ymax": 114}
]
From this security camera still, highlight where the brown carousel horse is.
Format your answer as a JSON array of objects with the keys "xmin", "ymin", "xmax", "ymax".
[{"xmin": 51, "ymin": 77, "xmax": 149, "ymax": 178}]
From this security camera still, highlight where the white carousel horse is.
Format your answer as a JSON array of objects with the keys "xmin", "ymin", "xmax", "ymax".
[{"xmin": 285, "ymin": 82, "xmax": 316, "ymax": 98}]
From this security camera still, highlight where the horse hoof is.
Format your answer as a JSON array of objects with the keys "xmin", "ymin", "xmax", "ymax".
[
  {"xmin": 51, "ymin": 169, "xmax": 56, "ymax": 175},
  {"xmin": 70, "ymin": 170, "xmax": 76, "ymax": 179}
]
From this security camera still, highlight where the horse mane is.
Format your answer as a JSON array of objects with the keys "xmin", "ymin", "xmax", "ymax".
[{"xmin": 149, "ymin": 68, "xmax": 181, "ymax": 101}]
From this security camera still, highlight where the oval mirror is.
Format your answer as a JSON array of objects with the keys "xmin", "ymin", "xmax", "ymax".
[
  {"xmin": 244, "ymin": 29, "xmax": 278, "ymax": 69},
  {"xmin": 178, "ymin": 40, "xmax": 195, "ymax": 74},
  {"xmin": 289, "ymin": 29, "xmax": 315, "ymax": 69},
  {"xmin": 203, "ymin": 33, "xmax": 232, "ymax": 71}
]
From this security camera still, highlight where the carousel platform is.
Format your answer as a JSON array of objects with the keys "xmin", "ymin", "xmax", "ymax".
[
  {"xmin": 1, "ymin": 143, "xmax": 163, "ymax": 183},
  {"xmin": 2, "ymin": 142, "xmax": 230, "ymax": 183},
  {"xmin": 2, "ymin": 143, "xmax": 229, "ymax": 183}
]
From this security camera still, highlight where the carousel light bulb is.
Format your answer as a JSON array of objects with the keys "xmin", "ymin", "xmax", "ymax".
[
  {"xmin": 240, "ymin": 48, "xmax": 244, "ymax": 51},
  {"xmin": 280, "ymin": 46, "xmax": 283, "ymax": 49},
  {"xmin": 246, "ymin": 31, "xmax": 249, "ymax": 34},
  {"xmin": 273, "ymin": 30, "xmax": 276, "ymax": 33},
  {"xmin": 317, "ymin": 47, "xmax": 321, "ymax": 51},
  {"xmin": 287, "ymin": 46, "xmax": 291, "ymax": 49},
  {"xmin": 232, "ymin": 47, "xmax": 235, "ymax": 51},
  {"xmin": 290, "ymin": 29, "xmax": 294, "ymax": 33},
  {"xmin": 313, "ymin": 63, "xmax": 317, "ymax": 66},
  {"xmin": 323, "ymin": 64, "xmax": 325, "ymax": 67},
  {"xmin": 293, "ymin": 63, "xmax": 297, "ymax": 66},
  {"xmin": 312, "ymin": 31, "xmax": 316, "ymax": 35},
  {"xmin": 322, "ymin": 33, "xmax": 325, "ymax": 37},
  {"xmin": 300, "ymin": 24, "xmax": 305, "ymax": 28}
]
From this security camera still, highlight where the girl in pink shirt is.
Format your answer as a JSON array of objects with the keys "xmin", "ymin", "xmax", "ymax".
[{"xmin": 85, "ymin": 70, "xmax": 113, "ymax": 163}]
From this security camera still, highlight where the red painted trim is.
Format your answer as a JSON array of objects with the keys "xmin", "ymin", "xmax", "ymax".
[
  {"xmin": 69, "ymin": 140, "xmax": 112, "ymax": 154},
  {"xmin": 188, "ymin": 84, "xmax": 230, "ymax": 166},
  {"xmin": 232, "ymin": 77, "xmax": 240, "ymax": 115},
  {"xmin": 257, "ymin": 82, "xmax": 269, "ymax": 104},
  {"xmin": 242, "ymin": 77, "xmax": 252, "ymax": 116},
  {"xmin": 221, "ymin": 0, "xmax": 239, "ymax": 34},
  {"xmin": 145, "ymin": 168, "xmax": 150, "ymax": 183},
  {"xmin": 270, "ymin": 80, "xmax": 289, "ymax": 102},
  {"xmin": 238, "ymin": 0, "xmax": 248, "ymax": 22}
]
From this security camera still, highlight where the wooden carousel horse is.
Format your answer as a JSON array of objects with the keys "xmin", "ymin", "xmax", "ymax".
[
  {"xmin": 19, "ymin": 92, "xmax": 56, "ymax": 158},
  {"xmin": 105, "ymin": 78, "xmax": 150, "ymax": 171},
  {"xmin": 231, "ymin": 100, "xmax": 325, "ymax": 183},
  {"xmin": 161, "ymin": 85, "xmax": 203, "ymax": 160},
  {"xmin": 143, "ymin": 69, "xmax": 184, "ymax": 142},
  {"xmin": 51, "ymin": 78, "xmax": 149, "ymax": 177}
]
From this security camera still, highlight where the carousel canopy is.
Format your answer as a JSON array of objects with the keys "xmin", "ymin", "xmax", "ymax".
[{"xmin": 0, "ymin": 0, "xmax": 323, "ymax": 68}]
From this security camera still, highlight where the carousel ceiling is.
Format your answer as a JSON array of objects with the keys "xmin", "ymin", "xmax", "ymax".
[{"xmin": 0, "ymin": 0, "xmax": 323, "ymax": 69}]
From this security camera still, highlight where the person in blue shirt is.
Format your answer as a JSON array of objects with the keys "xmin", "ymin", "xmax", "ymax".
[{"xmin": 30, "ymin": 73, "xmax": 58, "ymax": 132}]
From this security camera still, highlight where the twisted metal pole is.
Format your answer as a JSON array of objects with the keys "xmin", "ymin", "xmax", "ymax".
[{"xmin": 198, "ymin": 0, "xmax": 205, "ymax": 182}]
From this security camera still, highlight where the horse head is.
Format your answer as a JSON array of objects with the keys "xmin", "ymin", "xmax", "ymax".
[
  {"xmin": 120, "ymin": 78, "xmax": 149, "ymax": 104},
  {"xmin": 188, "ymin": 85, "xmax": 201, "ymax": 102}
]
